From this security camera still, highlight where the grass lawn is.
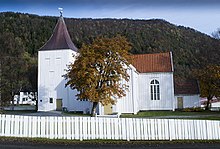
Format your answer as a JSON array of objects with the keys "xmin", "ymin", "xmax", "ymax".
[
  {"xmin": 120, "ymin": 110, "xmax": 220, "ymax": 120},
  {"xmin": 3, "ymin": 110, "xmax": 37, "ymax": 115},
  {"xmin": 2, "ymin": 107, "xmax": 220, "ymax": 120},
  {"xmin": 0, "ymin": 136, "xmax": 220, "ymax": 145},
  {"xmin": 62, "ymin": 111, "xmax": 91, "ymax": 117}
]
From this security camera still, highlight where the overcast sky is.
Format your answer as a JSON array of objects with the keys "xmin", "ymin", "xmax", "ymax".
[{"xmin": 1, "ymin": 0, "xmax": 220, "ymax": 35}]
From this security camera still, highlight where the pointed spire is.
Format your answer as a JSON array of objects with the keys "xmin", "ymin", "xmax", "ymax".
[
  {"xmin": 59, "ymin": 7, "xmax": 63, "ymax": 17},
  {"xmin": 39, "ymin": 10, "xmax": 78, "ymax": 52}
]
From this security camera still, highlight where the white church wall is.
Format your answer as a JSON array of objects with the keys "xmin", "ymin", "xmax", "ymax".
[
  {"xmin": 38, "ymin": 49, "xmax": 93, "ymax": 112},
  {"xmin": 113, "ymin": 66, "xmax": 139, "ymax": 114},
  {"xmin": 66, "ymin": 86, "xmax": 93, "ymax": 114},
  {"xmin": 174, "ymin": 94, "xmax": 201, "ymax": 109},
  {"xmin": 132, "ymin": 68, "xmax": 139, "ymax": 114},
  {"xmin": 110, "ymin": 69, "xmax": 175, "ymax": 114},
  {"xmin": 38, "ymin": 50, "xmax": 73, "ymax": 111},
  {"xmin": 138, "ymin": 72, "xmax": 175, "ymax": 111},
  {"xmin": 64, "ymin": 51, "xmax": 93, "ymax": 113},
  {"xmin": 38, "ymin": 48, "xmax": 175, "ymax": 113},
  {"xmin": 113, "ymin": 68, "xmax": 133, "ymax": 114}
]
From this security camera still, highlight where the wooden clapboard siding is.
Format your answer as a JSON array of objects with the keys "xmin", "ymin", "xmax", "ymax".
[
  {"xmin": 112, "ymin": 67, "xmax": 139, "ymax": 114},
  {"xmin": 38, "ymin": 50, "xmax": 93, "ymax": 112},
  {"xmin": 111, "ymin": 68, "xmax": 175, "ymax": 114},
  {"xmin": 174, "ymin": 95, "xmax": 201, "ymax": 109},
  {"xmin": 138, "ymin": 72, "xmax": 175, "ymax": 111}
]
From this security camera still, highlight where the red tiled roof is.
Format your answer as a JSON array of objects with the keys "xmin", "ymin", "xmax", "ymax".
[
  {"xmin": 174, "ymin": 78, "xmax": 200, "ymax": 95},
  {"xmin": 39, "ymin": 17, "xmax": 78, "ymax": 52},
  {"xmin": 131, "ymin": 52, "xmax": 173, "ymax": 73}
]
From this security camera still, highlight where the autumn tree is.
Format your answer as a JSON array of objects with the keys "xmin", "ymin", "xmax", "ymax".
[
  {"xmin": 193, "ymin": 65, "xmax": 220, "ymax": 110},
  {"xmin": 64, "ymin": 36, "xmax": 131, "ymax": 116}
]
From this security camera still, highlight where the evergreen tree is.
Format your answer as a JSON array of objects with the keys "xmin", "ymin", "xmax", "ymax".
[{"xmin": 0, "ymin": 32, "xmax": 32, "ymax": 108}]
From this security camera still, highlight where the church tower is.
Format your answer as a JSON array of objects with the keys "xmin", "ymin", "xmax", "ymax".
[{"xmin": 38, "ymin": 13, "xmax": 90, "ymax": 111}]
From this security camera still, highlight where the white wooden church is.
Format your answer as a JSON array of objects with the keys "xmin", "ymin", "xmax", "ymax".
[{"xmin": 38, "ymin": 15, "xmax": 200, "ymax": 115}]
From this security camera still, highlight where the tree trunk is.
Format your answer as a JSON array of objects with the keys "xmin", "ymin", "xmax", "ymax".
[
  {"xmin": 0, "ymin": 61, "xmax": 2, "ymax": 113},
  {"xmin": 0, "ymin": 61, "xmax": 1, "ymax": 110},
  {"xmin": 205, "ymin": 96, "xmax": 212, "ymax": 111},
  {"xmin": 91, "ymin": 102, "xmax": 98, "ymax": 117},
  {"xmin": 11, "ymin": 91, "xmax": 14, "ymax": 111},
  {"xmin": 35, "ymin": 93, "xmax": 38, "ymax": 111}
]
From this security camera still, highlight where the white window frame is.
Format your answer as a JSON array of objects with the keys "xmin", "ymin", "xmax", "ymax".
[{"xmin": 150, "ymin": 79, "xmax": 160, "ymax": 100}]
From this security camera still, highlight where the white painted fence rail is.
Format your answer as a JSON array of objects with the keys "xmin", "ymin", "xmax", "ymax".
[{"xmin": 0, "ymin": 114, "xmax": 219, "ymax": 140}]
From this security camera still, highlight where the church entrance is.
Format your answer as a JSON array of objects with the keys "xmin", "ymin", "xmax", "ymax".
[
  {"xmin": 56, "ymin": 99, "xmax": 63, "ymax": 111},
  {"xmin": 104, "ymin": 104, "xmax": 112, "ymax": 115},
  {"xmin": 177, "ymin": 97, "xmax": 183, "ymax": 109}
]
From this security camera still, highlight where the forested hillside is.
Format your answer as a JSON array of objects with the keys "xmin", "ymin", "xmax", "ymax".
[{"xmin": 0, "ymin": 12, "xmax": 220, "ymax": 96}]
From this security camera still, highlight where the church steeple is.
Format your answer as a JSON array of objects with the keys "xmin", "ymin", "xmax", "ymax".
[
  {"xmin": 39, "ymin": 12, "xmax": 78, "ymax": 52},
  {"xmin": 59, "ymin": 7, "xmax": 63, "ymax": 17}
]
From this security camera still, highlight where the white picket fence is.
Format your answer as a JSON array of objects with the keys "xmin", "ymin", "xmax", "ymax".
[{"xmin": 0, "ymin": 114, "xmax": 219, "ymax": 141}]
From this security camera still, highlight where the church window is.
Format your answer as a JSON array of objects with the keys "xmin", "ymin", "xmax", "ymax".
[
  {"xmin": 49, "ymin": 98, "xmax": 53, "ymax": 103},
  {"xmin": 150, "ymin": 79, "xmax": 160, "ymax": 100}
]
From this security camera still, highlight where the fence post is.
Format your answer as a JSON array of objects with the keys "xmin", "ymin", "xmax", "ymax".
[
  {"xmin": 168, "ymin": 119, "xmax": 173, "ymax": 141},
  {"xmin": 125, "ymin": 118, "xmax": 131, "ymax": 141},
  {"xmin": 79, "ymin": 117, "xmax": 83, "ymax": 141}
]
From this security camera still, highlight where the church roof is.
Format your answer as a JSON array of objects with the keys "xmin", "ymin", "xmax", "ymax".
[
  {"xmin": 39, "ymin": 16, "xmax": 78, "ymax": 52},
  {"xmin": 131, "ymin": 52, "xmax": 173, "ymax": 73},
  {"xmin": 174, "ymin": 78, "xmax": 200, "ymax": 95}
]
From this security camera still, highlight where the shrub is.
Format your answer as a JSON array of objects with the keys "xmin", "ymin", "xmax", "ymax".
[{"xmin": 182, "ymin": 107, "xmax": 204, "ymax": 112}]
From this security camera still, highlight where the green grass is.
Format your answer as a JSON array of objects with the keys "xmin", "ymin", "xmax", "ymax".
[
  {"xmin": 3, "ymin": 110, "xmax": 37, "ymax": 115},
  {"xmin": 0, "ymin": 136, "xmax": 220, "ymax": 145},
  {"xmin": 120, "ymin": 111, "xmax": 220, "ymax": 120},
  {"xmin": 2, "ymin": 109, "xmax": 220, "ymax": 120},
  {"xmin": 62, "ymin": 111, "xmax": 91, "ymax": 117}
]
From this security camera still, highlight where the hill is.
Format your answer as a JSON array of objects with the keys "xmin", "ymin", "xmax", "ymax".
[{"xmin": 0, "ymin": 12, "xmax": 220, "ymax": 92}]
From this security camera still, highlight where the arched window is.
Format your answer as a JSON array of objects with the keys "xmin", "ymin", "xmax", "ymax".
[{"xmin": 150, "ymin": 79, "xmax": 160, "ymax": 100}]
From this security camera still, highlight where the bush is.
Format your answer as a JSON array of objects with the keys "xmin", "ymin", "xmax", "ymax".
[{"xmin": 182, "ymin": 107, "xmax": 204, "ymax": 112}]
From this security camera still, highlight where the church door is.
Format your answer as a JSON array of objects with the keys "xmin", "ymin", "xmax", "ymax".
[
  {"xmin": 56, "ymin": 99, "xmax": 63, "ymax": 111},
  {"xmin": 177, "ymin": 97, "xmax": 183, "ymax": 109},
  {"xmin": 104, "ymin": 104, "xmax": 112, "ymax": 115}
]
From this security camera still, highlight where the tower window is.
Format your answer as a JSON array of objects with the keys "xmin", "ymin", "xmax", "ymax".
[{"xmin": 49, "ymin": 98, "xmax": 53, "ymax": 103}]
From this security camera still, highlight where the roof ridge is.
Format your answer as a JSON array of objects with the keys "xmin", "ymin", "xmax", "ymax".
[{"xmin": 132, "ymin": 52, "xmax": 170, "ymax": 56}]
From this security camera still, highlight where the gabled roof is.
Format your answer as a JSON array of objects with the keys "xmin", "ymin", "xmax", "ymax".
[
  {"xmin": 174, "ymin": 78, "xmax": 200, "ymax": 95},
  {"xmin": 131, "ymin": 52, "xmax": 173, "ymax": 73},
  {"xmin": 39, "ymin": 16, "xmax": 78, "ymax": 52}
]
